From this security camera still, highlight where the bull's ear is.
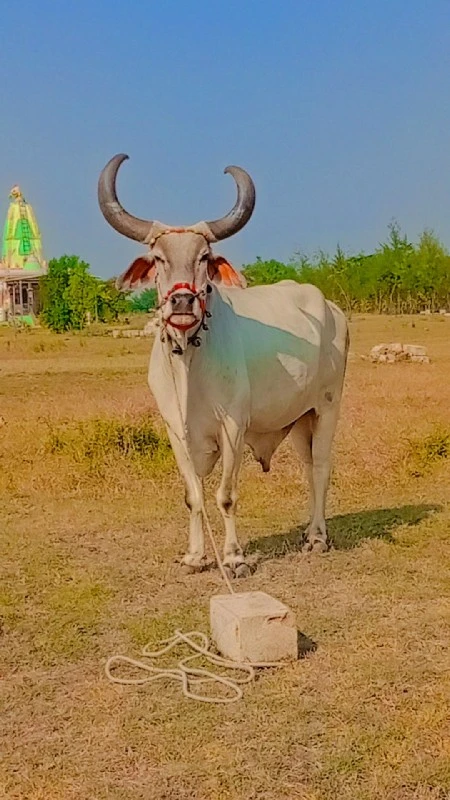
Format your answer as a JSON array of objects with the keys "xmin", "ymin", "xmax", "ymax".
[
  {"xmin": 208, "ymin": 255, "xmax": 247, "ymax": 288},
  {"xmin": 116, "ymin": 256, "xmax": 156, "ymax": 290}
]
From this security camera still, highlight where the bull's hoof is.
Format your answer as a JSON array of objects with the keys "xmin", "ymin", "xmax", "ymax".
[
  {"xmin": 223, "ymin": 564, "xmax": 234, "ymax": 581},
  {"xmin": 235, "ymin": 562, "xmax": 252, "ymax": 579},
  {"xmin": 180, "ymin": 556, "xmax": 210, "ymax": 574},
  {"xmin": 222, "ymin": 559, "xmax": 253, "ymax": 580},
  {"xmin": 302, "ymin": 539, "xmax": 328, "ymax": 554},
  {"xmin": 181, "ymin": 563, "xmax": 202, "ymax": 575},
  {"xmin": 311, "ymin": 540, "xmax": 329, "ymax": 553}
]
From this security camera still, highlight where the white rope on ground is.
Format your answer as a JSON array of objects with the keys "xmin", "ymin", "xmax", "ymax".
[
  {"xmin": 105, "ymin": 324, "xmax": 285, "ymax": 703},
  {"xmin": 105, "ymin": 630, "xmax": 254, "ymax": 704}
]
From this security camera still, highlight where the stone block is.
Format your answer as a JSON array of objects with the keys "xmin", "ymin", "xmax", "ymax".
[
  {"xmin": 404, "ymin": 344, "xmax": 427, "ymax": 357},
  {"xmin": 210, "ymin": 591, "xmax": 297, "ymax": 664}
]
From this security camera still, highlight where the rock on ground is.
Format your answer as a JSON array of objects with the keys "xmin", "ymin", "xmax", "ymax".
[{"xmin": 370, "ymin": 342, "xmax": 430, "ymax": 364}]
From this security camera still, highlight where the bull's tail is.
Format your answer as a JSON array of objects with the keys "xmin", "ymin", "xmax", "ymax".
[{"xmin": 342, "ymin": 324, "xmax": 350, "ymax": 380}]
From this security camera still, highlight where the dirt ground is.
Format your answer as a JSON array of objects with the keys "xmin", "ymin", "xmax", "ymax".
[{"xmin": 1, "ymin": 314, "xmax": 449, "ymax": 800}]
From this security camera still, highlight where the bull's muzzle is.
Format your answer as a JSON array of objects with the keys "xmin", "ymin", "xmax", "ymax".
[
  {"xmin": 170, "ymin": 291, "xmax": 196, "ymax": 314},
  {"xmin": 164, "ymin": 289, "xmax": 203, "ymax": 332},
  {"xmin": 162, "ymin": 282, "xmax": 206, "ymax": 333}
]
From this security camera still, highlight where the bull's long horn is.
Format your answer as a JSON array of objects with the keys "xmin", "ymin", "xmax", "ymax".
[
  {"xmin": 206, "ymin": 166, "xmax": 256, "ymax": 241},
  {"xmin": 98, "ymin": 154, "xmax": 152, "ymax": 243}
]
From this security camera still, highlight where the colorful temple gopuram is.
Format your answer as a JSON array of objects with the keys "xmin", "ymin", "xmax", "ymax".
[{"xmin": 0, "ymin": 185, "xmax": 47, "ymax": 321}]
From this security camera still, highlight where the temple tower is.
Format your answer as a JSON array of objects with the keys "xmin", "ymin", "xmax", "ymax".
[{"xmin": 0, "ymin": 185, "xmax": 47, "ymax": 321}]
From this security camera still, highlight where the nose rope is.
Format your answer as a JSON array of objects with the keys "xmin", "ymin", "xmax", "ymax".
[
  {"xmin": 163, "ymin": 282, "xmax": 206, "ymax": 311},
  {"xmin": 155, "ymin": 282, "xmax": 206, "ymax": 307},
  {"xmin": 158, "ymin": 282, "xmax": 208, "ymax": 338}
]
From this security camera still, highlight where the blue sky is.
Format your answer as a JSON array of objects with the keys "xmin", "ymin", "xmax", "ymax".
[{"xmin": 1, "ymin": 0, "xmax": 449, "ymax": 277}]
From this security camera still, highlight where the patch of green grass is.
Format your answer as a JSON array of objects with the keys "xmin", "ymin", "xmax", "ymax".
[
  {"xmin": 32, "ymin": 338, "xmax": 67, "ymax": 353},
  {"xmin": 0, "ymin": 587, "xmax": 25, "ymax": 628},
  {"xmin": 406, "ymin": 428, "xmax": 450, "ymax": 476},
  {"xmin": 34, "ymin": 579, "xmax": 113, "ymax": 661},
  {"xmin": 44, "ymin": 415, "xmax": 173, "ymax": 473},
  {"xmin": 124, "ymin": 604, "xmax": 208, "ymax": 649}
]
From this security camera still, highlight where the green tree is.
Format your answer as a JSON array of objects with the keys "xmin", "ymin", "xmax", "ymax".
[
  {"xmin": 40, "ymin": 255, "xmax": 73, "ymax": 332},
  {"xmin": 128, "ymin": 288, "xmax": 157, "ymax": 313},
  {"xmin": 411, "ymin": 229, "xmax": 450, "ymax": 312},
  {"xmin": 242, "ymin": 257, "xmax": 300, "ymax": 286},
  {"xmin": 64, "ymin": 258, "xmax": 98, "ymax": 329},
  {"xmin": 375, "ymin": 221, "xmax": 414, "ymax": 313},
  {"xmin": 293, "ymin": 223, "xmax": 450, "ymax": 315},
  {"xmin": 41, "ymin": 256, "xmax": 130, "ymax": 331},
  {"xmin": 98, "ymin": 279, "xmax": 130, "ymax": 322}
]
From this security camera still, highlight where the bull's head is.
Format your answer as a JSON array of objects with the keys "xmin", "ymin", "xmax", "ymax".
[{"xmin": 98, "ymin": 154, "xmax": 255, "ymax": 348}]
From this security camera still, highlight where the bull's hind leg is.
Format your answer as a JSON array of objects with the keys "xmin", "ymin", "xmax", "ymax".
[
  {"xmin": 216, "ymin": 422, "xmax": 250, "ymax": 579},
  {"xmin": 291, "ymin": 406, "xmax": 340, "ymax": 553},
  {"xmin": 291, "ymin": 411, "xmax": 316, "ymax": 531},
  {"xmin": 305, "ymin": 406, "xmax": 339, "ymax": 552}
]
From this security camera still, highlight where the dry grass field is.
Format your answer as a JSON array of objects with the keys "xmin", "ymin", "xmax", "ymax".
[{"xmin": 1, "ymin": 314, "xmax": 450, "ymax": 800}]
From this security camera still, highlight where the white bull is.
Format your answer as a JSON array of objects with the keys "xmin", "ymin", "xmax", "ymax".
[{"xmin": 98, "ymin": 155, "xmax": 349, "ymax": 577}]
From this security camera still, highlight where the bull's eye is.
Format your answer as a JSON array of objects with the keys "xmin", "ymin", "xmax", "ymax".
[
  {"xmin": 199, "ymin": 253, "xmax": 209, "ymax": 263},
  {"xmin": 154, "ymin": 254, "xmax": 166, "ymax": 267}
]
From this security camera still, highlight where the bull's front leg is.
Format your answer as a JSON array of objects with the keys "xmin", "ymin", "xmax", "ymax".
[
  {"xmin": 166, "ymin": 429, "xmax": 207, "ymax": 572},
  {"xmin": 217, "ymin": 421, "xmax": 251, "ymax": 579}
]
